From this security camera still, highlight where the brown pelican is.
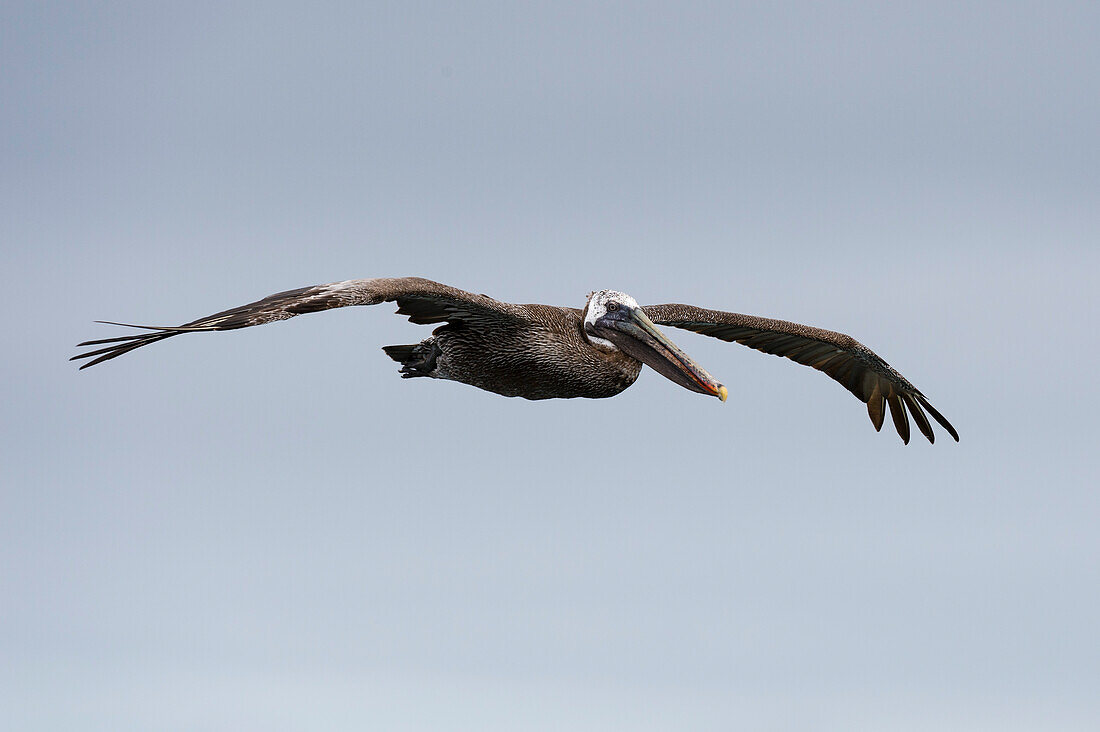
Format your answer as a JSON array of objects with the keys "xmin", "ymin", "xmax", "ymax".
[{"xmin": 72, "ymin": 277, "xmax": 958, "ymax": 444}]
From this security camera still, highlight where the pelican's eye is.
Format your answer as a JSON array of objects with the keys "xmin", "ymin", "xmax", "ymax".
[{"xmin": 606, "ymin": 302, "xmax": 619, "ymax": 312}]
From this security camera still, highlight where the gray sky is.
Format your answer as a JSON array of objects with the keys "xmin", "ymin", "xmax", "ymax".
[{"xmin": 3, "ymin": 2, "xmax": 1099, "ymax": 730}]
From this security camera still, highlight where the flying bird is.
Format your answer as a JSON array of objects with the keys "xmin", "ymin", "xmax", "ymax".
[{"xmin": 72, "ymin": 277, "xmax": 958, "ymax": 444}]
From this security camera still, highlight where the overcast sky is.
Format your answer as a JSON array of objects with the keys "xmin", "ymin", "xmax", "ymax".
[{"xmin": 3, "ymin": 2, "xmax": 1099, "ymax": 730}]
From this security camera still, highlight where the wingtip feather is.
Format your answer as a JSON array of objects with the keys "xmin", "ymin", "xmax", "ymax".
[
  {"xmin": 902, "ymin": 393, "xmax": 936, "ymax": 444},
  {"xmin": 866, "ymin": 389, "xmax": 886, "ymax": 432},
  {"xmin": 916, "ymin": 394, "xmax": 959, "ymax": 442},
  {"xmin": 887, "ymin": 393, "xmax": 911, "ymax": 445}
]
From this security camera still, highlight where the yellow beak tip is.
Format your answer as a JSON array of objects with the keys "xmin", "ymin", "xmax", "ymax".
[{"xmin": 717, "ymin": 385, "xmax": 728, "ymax": 402}]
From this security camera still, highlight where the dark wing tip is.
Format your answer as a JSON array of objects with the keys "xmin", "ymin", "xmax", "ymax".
[
  {"xmin": 886, "ymin": 394, "xmax": 911, "ymax": 444},
  {"xmin": 71, "ymin": 326, "xmax": 184, "ymax": 369},
  {"xmin": 866, "ymin": 392, "xmax": 886, "ymax": 432},
  {"xmin": 916, "ymin": 394, "xmax": 960, "ymax": 442},
  {"xmin": 901, "ymin": 393, "xmax": 936, "ymax": 444}
]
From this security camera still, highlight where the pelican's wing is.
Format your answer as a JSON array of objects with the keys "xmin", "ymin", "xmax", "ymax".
[
  {"xmin": 72, "ymin": 277, "xmax": 521, "ymax": 369},
  {"xmin": 643, "ymin": 303, "xmax": 958, "ymax": 444}
]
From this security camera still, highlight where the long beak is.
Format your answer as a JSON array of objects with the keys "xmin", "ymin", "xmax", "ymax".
[{"xmin": 601, "ymin": 307, "xmax": 727, "ymax": 401}]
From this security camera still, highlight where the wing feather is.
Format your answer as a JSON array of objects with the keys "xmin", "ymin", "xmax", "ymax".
[
  {"xmin": 72, "ymin": 277, "xmax": 519, "ymax": 369},
  {"xmin": 644, "ymin": 303, "xmax": 957, "ymax": 444},
  {"xmin": 887, "ymin": 393, "xmax": 911, "ymax": 445},
  {"xmin": 867, "ymin": 386, "xmax": 886, "ymax": 432}
]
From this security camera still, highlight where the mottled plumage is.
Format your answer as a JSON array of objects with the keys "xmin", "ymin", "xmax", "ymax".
[{"xmin": 72, "ymin": 276, "xmax": 958, "ymax": 444}]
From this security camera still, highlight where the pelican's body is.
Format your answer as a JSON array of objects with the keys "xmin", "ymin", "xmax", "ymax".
[
  {"xmin": 73, "ymin": 277, "xmax": 957, "ymax": 444},
  {"xmin": 382, "ymin": 301, "xmax": 642, "ymax": 401}
]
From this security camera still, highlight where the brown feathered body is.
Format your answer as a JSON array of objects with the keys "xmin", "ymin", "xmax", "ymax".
[{"xmin": 386, "ymin": 302, "xmax": 642, "ymax": 400}]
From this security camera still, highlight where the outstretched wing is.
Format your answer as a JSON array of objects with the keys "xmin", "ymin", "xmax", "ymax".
[
  {"xmin": 643, "ymin": 304, "xmax": 958, "ymax": 444},
  {"xmin": 72, "ymin": 277, "xmax": 520, "ymax": 369}
]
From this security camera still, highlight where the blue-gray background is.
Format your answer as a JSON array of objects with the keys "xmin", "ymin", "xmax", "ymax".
[{"xmin": 3, "ymin": 2, "xmax": 1098, "ymax": 730}]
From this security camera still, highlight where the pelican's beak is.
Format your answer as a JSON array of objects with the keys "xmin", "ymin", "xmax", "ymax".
[{"xmin": 594, "ymin": 306, "xmax": 727, "ymax": 401}]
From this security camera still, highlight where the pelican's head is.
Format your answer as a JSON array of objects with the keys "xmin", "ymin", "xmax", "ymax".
[{"xmin": 583, "ymin": 289, "xmax": 727, "ymax": 402}]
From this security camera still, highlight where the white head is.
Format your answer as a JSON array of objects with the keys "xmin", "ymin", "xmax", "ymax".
[{"xmin": 583, "ymin": 290, "xmax": 639, "ymax": 350}]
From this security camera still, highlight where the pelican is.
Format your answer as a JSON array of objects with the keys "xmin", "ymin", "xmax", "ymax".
[{"xmin": 72, "ymin": 277, "xmax": 958, "ymax": 444}]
